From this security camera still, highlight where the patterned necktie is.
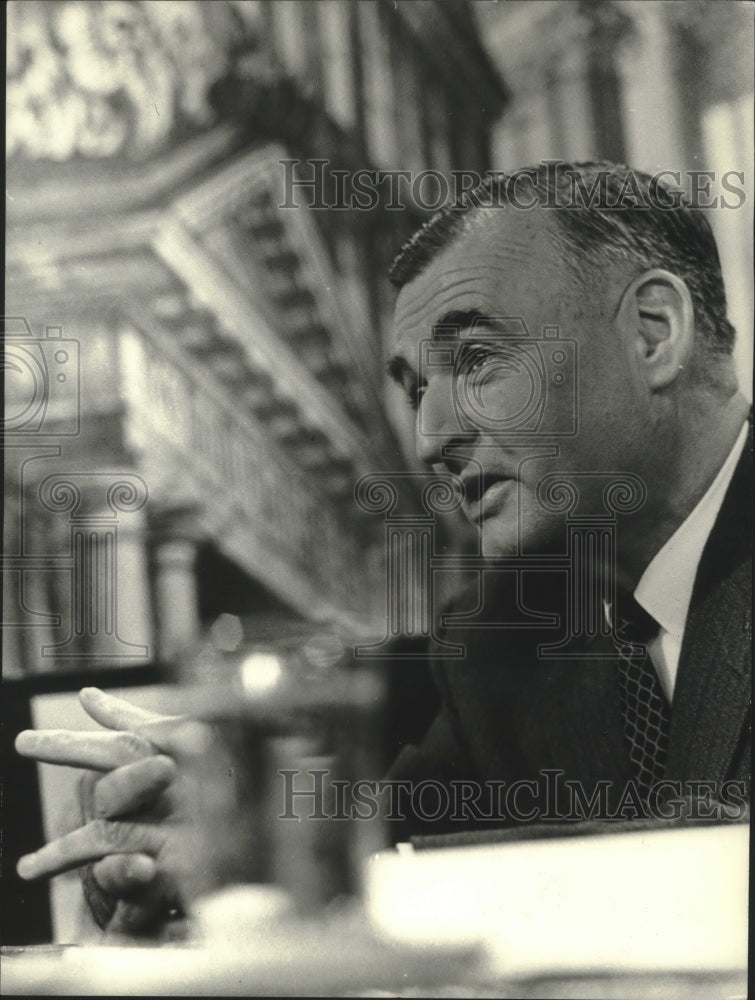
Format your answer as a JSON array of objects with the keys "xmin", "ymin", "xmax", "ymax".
[{"xmin": 613, "ymin": 592, "xmax": 671, "ymax": 798}]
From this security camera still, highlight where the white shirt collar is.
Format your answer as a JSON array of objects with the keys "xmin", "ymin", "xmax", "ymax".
[{"xmin": 634, "ymin": 422, "xmax": 748, "ymax": 644}]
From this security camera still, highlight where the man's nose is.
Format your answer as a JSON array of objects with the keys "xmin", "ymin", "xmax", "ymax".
[{"xmin": 414, "ymin": 376, "xmax": 476, "ymax": 466}]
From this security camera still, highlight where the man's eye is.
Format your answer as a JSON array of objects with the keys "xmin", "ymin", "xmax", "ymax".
[{"xmin": 456, "ymin": 344, "xmax": 520, "ymax": 379}]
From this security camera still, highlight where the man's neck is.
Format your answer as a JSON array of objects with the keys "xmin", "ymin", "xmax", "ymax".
[{"xmin": 615, "ymin": 390, "xmax": 750, "ymax": 589}]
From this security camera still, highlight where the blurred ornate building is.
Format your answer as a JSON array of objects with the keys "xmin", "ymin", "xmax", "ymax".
[{"xmin": 4, "ymin": 0, "xmax": 507, "ymax": 675}]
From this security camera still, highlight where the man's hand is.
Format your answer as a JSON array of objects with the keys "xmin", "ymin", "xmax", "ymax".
[{"xmin": 15, "ymin": 687, "xmax": 192, "ymax": 936}]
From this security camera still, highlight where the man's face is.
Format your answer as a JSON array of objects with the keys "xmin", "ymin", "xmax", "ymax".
[{"xmin": 389, "ymin": 210, "xmax": 644, "ymax": 556}]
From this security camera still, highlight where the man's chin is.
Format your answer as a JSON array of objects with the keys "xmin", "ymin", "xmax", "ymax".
[{"xmin": 479, "ymin": 518, "xmax": 522, "ymax": 558}]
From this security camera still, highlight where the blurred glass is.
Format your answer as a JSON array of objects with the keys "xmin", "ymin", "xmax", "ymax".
[{"xmin": 170, "ymin": 638, "xmax": 387, "ymax": 917}]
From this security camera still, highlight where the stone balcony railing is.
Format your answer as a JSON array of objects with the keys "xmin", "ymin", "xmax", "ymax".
[{"xmin": 117, "ymin": 316, "xmax": 384, "ymax": 631}]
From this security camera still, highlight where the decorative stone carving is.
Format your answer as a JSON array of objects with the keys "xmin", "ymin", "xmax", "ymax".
[{"xmin": 7, "ymin": 0, "xmax": 265, "ymax": 160}]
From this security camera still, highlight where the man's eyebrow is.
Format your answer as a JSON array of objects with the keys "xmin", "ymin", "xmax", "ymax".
[
  {"xmin": 386, "ymin": 310, "xmax": 518, "ymax": 384},
  {"xmin": 432, "ymin": 309, "xmax": 511, "ymax": 336},
  {"xmin": 386, "ymin": 354, "xmax": 412, "ymax": 385}
]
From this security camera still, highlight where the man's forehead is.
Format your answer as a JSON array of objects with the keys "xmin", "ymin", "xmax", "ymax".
[{"xmin": 393, "ymin": 211, "xmax": 562, "ymax": 340}]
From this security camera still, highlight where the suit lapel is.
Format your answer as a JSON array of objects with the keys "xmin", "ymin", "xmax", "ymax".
[{"xmin": 666, "ymin": 432, "xmax": 752, "ymax": 782}]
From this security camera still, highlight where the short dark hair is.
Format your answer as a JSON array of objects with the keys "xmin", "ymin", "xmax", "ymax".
[{"xmin": 389, "ymin": 161, "xmax": 735, "ymax": 354}]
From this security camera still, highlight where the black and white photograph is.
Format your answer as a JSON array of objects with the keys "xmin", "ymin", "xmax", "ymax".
[{"xmin": 3, "ymin": 1, "xmax": 753, "ymax": 996}]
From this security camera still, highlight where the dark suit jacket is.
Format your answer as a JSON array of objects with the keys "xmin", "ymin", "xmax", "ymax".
[{"xmin": 388, "ymin": 439, "xmax": 752, "ymax": 833}]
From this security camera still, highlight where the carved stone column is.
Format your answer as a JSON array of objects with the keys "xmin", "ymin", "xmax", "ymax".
[
  {"xmin": 113, "ymin": 505, "xmax": 154, "ymax": 664},
  {"xmin": 38, "ymin": 472, "xmax": 151, "ymax": 664},
  {"xmin": 551, "ymin": 46, "xmax": 596, "ymax": 160},
  {"xmin": 616, "ymin": 2, "xmax": 685, "ymax": 169},
  {"xmin": 151, "ymin": 507, "xmax": 204, "ymax": 663}
]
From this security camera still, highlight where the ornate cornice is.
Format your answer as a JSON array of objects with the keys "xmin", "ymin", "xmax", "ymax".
[
  {"xmin": 167, "ymin": 144, "xmax": 392, "ymax": 442},
  {"xmin": 152, "ymin": 211, "xmax": 371, "ymax": 473},
  {"xmin": 5, "ymin": 124, "xmax": 244, "ymax": 221},
  {"xmin": 6, "ymin": 132, "xmax": 399, "ymax": 485}
]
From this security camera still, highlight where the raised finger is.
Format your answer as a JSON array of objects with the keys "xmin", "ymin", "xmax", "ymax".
[
  {"xmin": 17, "ymin": 820, "xmax": 167, "ymax": 880},
  {"xmin": 15, "ymin": 729, "xmax": 155, "ymax": 770},
  {"xmin": 137, "ymin": 717, "xmax": 211, "ymax": 757},
  {"xmin": 94, "ymin": 755, "xmax": 177, "ymax": 818},
  {"xmin": 91, "ymin": 853, "xmax": 157, "ymax": 895},
  {"xmin": 79, "ymin": 687, "xmax": 172, "ymax": 732}
]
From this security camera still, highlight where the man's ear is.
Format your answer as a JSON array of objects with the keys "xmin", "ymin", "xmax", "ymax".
[{"xmin": 616, "ymin": 268, "xmax": 695, "ymax": 390}]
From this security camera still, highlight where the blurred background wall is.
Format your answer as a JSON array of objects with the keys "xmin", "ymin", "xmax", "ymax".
[{"xmin": 4, "ymin": 0, "xmax": 753, "ymax": 671}]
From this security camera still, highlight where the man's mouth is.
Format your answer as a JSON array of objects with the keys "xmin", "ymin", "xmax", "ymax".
[{"xmin": 460, "ymin": 473, "xmax": 515, "ymax": 525}]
